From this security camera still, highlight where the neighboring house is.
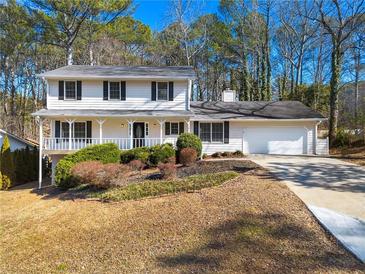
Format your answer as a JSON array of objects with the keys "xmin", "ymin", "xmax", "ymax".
[
  {"xmin": 32, "ymin": 65, "xmax": 327, "ymax": 187},
  {"xmin": 0, "ymin": 129, "xmax": 38, "ymax": 152}
]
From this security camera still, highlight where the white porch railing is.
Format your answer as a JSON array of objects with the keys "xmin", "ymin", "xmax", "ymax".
[{"xmin": 43, "ymin": 137, "xmax": 177, "ymax": 151}]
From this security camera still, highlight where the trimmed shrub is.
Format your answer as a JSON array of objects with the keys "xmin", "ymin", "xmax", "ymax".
[
  {"xmin": 212, "ymin": 152, "xmax": 222, "ymax": 158},
  {"xmin": 129, "ymin": 159, "xmax": 145, "ymax": 172},
  {"xmin": 233, "ymin": 150, "xmax": 244, "ymax": 157},
  {"xmin": 70, "ymin": 161, "xmax": 128, "ymax": 189},
  {"xmin": 70, "ymin": 161, "xmax": 103, "ymax": 185},
  {"xmin": 148, "ymin": 143, "xmax": 175, "ymax": 166},
  {"xmin": 120, "ymin": 144, "xmax": 175, "ymax": 167},
  {"xmin": 179, "ymin": 148, "xmax": 197, "ymax": 166},
  {"xmin": 222, "ymin": 151, "xmax": 232, "ymax": 157},
  {"xmin": 55, "ymin": 143, "xmax": 120, "ymax": 189},
  {"xmin": 120, "ymin": 147, "xmax": 149, "ymax": 164},
  {"xmin": 176, "ymin": 133, "xmax": 202, "ymax": 158},
  {"xmin": 0, "ymin": 135, "xmax": 15, "ymax": 190},
  {"xmin": 158, "ymin": 163, "xmax": 177, "ymax": 179},
  {"xmin": 202, "ymin": 153, "xmax": 208, "ymax": 159}
]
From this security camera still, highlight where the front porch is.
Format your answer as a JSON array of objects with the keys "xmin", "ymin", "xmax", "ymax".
[{"xmin": 41, "ymin": 116, "xmax": 190, "ymax": 153}]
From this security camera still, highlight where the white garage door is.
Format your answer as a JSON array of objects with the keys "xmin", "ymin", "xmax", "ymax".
[{"xmin": 242, "ymin": 127, "xmax": 307, "ymax": 155}]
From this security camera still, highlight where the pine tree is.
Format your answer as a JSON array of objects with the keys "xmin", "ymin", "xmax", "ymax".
[{"xmin": 0, "ymin": 135, "xmax": 15, "ymax": 189}]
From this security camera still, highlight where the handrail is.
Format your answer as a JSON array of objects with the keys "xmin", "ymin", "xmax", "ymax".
[{"xmin": 43, "ymin": 137, "xmax": 177, "ymax": 151}]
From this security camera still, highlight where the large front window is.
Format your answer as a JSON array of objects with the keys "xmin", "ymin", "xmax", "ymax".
[
  {"xmin": 109, "ymin": 82, "xmax": 120, "ymax": 100},
  {"xmin": 199, "ymin": 122, "xmax": 224, "ymax": 143},
  {"xmin": 157, "ymin": 82, "xmax": 168, "ymax": 100},
  {"xmin": 65, "ymin": 81, "xmax": 76, "ymax": 99},
  {"xmin": 61, "ymin": 122, "xmax": 86, "ymax": 139}
]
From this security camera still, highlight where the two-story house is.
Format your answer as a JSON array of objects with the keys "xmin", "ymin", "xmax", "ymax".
[{"xmin": 33, "ymin": 65, "xmax": 326, "ymax": 187}]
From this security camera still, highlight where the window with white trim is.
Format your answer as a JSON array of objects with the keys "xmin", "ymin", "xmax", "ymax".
[
  {"xmin": 74, "ymin": 122, "xmax": 86, "ymax": 139},
  {"xmin": 61, "ymin": 122, "xmax": 86, "ymax": 139},
  {"xmin": 157, "ymin": 82, "xmax": 168, "ymax": 100},
  {"xmin": 165, "ymin": 122, "xmax": 182, "ymax": 135},
  {"xmin": 145, "ymin": 122, "xmax": 149, "ymax": 136},
  {"xmin": 109, "ymin": 82, "xmax": 120, "ymax": 100},
  {"xmin": 199, "ymin": 122, "xmax": 224, "ymax": 143},
  {"xmin": 65, "ymin": 81, "xmax": 76, "ymax": 99}
]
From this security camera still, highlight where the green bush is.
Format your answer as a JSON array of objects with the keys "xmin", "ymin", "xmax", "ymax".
[
  {"xmin": 120, "ymin": 147, "xmax": 149, "ymax": 164},
  {"xmin": 0, "ymin": 135, "xmax": 15, "ymax": 190},
  {"xmin": 148, "ymin": 143, "xmax": 175, "ymax": 166},
  {"xmin": 120, "ymin": 144, "xmax": 175, "ymax": 167},
  {"xmin": 55, "ymin": 143, "xmax": 120, "ymax": 189},
  {"xmin": 176, "ymin": 133, "xmax": 202, "ymax": 157}
]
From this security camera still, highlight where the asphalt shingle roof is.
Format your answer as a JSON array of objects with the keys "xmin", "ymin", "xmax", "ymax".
[
  {"xmin": 37, "ymin": 65, "xmax": 195, "ymax": 79},
  {"xmin": 190, "ymin": 101, "xmax": 325, "ymax": 120}
]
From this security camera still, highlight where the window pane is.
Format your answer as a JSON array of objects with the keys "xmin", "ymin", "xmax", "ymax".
[
  {"xmin": 65, "ymin": 81, "xmax": 76, "ymax": 99},
  {"xmin": 109, "ymin": 82, "xmax": 120, "ymax": 99},
  {"xmin": 199, "ymin": 123, "xmax": 211, "ymax": 142},
  {"xmin": 74, "ymin": 122, "xmax": 86, "ymax": 139},
  {"xmin": 212, "ymin": 123, "xmax": 223, "ymax": 142},
  {"xmin": 157, "ymin": 82, "xmax": 168, "ymax": 100},
  {"xmin": 171, "ymin": 123, "xmax": 179, "ymax": 135},
  {"xmin": 61, "ymin": 122, "xmax": 69, "ymax": 138}
]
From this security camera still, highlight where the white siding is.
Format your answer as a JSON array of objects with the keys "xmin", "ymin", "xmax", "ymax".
[
  {"xmin": 199, "ymin": 120, "xmax": 318, "ymax": 155},
  {"xmin": 47, "ymin": 79, "xmax": 188, "ymax": 110},
  {"xmin": 316, "ymin": 138, "xmax": 329, "ymax": 155}
]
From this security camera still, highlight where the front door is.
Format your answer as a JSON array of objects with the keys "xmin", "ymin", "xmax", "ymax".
[{"xmin": 133, "ymin": 122, "xmax": 145, "ymax": 147}]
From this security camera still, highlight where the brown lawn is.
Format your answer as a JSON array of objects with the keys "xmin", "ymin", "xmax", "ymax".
[
  {"xmin": 0, "ymin": 173, "xmax": 363, "ymax": 273},
  {"xmin": 331, "ymin": 145, "xmax": 365, "ymax": 166}
]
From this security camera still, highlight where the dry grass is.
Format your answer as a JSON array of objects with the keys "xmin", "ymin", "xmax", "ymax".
[
  {"xmin": 331, "ymin": 145, "xmax": 365, "ymax": 166},
  {"xmin": 1, "ymin": 173, "xmax": 364, "ymax": 273}
]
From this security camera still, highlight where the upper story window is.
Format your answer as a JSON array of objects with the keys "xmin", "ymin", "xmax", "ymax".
[
  {"xmin": 109, "ymin": 82, "xmax": 120, "ymax": 100},
  {"xmin": 157, "ymin": 82, "xmax": 168, "ymax": 101},
  {"xmin": 65, "ymin": 81, "xmax": 76, "ymax": 100}
]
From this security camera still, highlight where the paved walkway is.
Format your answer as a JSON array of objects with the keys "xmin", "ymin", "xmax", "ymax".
[{"xmin": 249, "ymin": 155, "xmax": 365, "ymax": 262}]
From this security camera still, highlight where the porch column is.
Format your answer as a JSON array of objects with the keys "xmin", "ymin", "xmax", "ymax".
[
  {"xmin": 127, "ymin": 120, "xmax": 135, "ymax": 149},
  {"xmin": 37, "ymin": 116, "xmax": 43, "ymax": 189},
  {"xmin": 66, "ymin": 119, "xmax": 75, "ymax": 150},
  {"xmin": 185, "ymin": 119, "xmax": 191, "ymax": 133},
  {"xmin": 96, "ymin": 119, "xmax": 106, "ymax": 144},
  {"xmin": 157, "ymin": 119, "xmax": 165, "ymax": 144}
]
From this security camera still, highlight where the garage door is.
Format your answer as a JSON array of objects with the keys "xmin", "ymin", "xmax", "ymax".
[{"xmin": 242, "ymin": 127, "xmax": 307, "ymax": 155}]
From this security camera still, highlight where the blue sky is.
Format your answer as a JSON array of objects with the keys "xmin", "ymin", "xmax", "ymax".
[{"xmin": 133, "ymin": 0, "xmax": 220, "ymax": 31}]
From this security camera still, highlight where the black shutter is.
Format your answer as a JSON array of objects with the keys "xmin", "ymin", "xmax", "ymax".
[
  {"xmin": 121, "ymin": 81, "xmax": 126, "ymax": 100},
  {"xmin": 169, "ymin": 82, "xmax": 174, "ymax": 101},
  {"xmin": 55, "ymin": 121, "xmax": 60, "ymax": 138},
  {"xmin": 151, "ymin": 81, "xmax": 156, "ymax": 101},
  {"xmin": 165, "ymin": 122, "xmax": 170, "ymax": 135},
  {"xmin": 103, "ymin": 81, "xmax": 108, "ymax": 100},
  {"xmin": 179, "ymin": 122, "xmax": 184, "ymax": 134},
  {"xmin": 224, "ymin": 121, "xmax": 229, "ymax": 144},
  {"xmin": 77, "ymin": 81, "xmax": 82, "ymax": 100},
  {"xmin": 58, "ymin": 81, "xmax": 64, "ymax": 100},
  {"xmin": 86, "ymin": 121, "xmax": 92, "ymax": 143},
  {"xmin": 193, "ymin": 121, "xmax": 199, "ymax": 136}
]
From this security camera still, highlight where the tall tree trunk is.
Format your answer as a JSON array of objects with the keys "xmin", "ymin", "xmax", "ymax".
[
  {"xmin": 66, "ymin": 44, "xmax": 73, "ymax": 65},
  {"xmin": 329, "ymin": 45, "xmax": 343, "ymax": 146},
  {"xmin": 354, "ymin": 50, "xmax": 360, "ymax": 123}
]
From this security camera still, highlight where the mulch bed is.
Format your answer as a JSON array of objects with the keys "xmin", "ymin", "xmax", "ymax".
[{"xmin": 176, "ymin": 159, "xmax": 261, "ymax": 177}]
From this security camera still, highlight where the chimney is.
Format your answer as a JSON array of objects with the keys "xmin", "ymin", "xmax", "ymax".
[{"xmin": 222, "ymin": 81, "xmax": 236, "ymax": 102}]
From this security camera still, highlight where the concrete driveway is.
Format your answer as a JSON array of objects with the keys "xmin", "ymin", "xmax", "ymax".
[
  {"xmin": 249, "ymin": 155, "xmax": 365, "ymax": 220},
  {"xmin": 249, "ymin": 155, "xmax": 365, "ymax": 262}
]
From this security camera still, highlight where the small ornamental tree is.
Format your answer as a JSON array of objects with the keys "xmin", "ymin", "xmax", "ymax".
[
  {"xmin": 0, "ymin": 135, "xmax": 15, "ymax": 189},
  {"xmin": 176, "ymin": 133, "xmax": 202, "ymax": 158}
]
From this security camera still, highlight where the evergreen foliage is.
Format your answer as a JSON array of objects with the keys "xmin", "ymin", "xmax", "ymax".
[
  {"xmin": 0, "ymin": 135, "xmax": 15, "ymax": 189},
  {"xmin": 176, "ymin": 133, "xmax": 202, "ymax": 158}
]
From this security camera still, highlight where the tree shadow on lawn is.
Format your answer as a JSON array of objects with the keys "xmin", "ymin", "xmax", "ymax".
[{"xmin": 157, "ymin": 211, "xmax": 364, "ymax": 273}]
